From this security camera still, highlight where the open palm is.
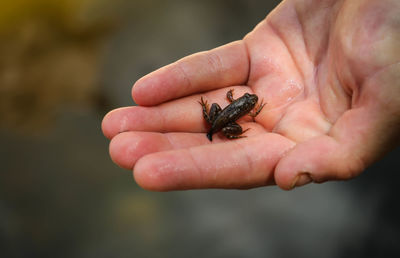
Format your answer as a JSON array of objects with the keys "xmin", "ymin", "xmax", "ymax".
[{"xmin": 102, "ymin": 0, "xmax": 400, "ymax": 191}]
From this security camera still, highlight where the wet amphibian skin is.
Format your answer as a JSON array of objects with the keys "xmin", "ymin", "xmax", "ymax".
[{"xmin": 199, "ymin": 89, "xmax": 265, "ymax": 141}]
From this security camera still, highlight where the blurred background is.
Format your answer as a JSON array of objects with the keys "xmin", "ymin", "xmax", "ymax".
[{"xmin": 0, "ymin": 0, "xmax": 399, "ymax": 257}]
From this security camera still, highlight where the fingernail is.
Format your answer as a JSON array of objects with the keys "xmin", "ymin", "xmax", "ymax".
[{"xmin": 290, "ymin": 173, "xmax": 313, "ymax": 189}]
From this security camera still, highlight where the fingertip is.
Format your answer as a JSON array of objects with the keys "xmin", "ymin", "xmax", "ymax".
[
  {"xmin": 133, "ymin": 157, "xmax": 163, "ymax": 191},
  {"xmin": 109, "ymin": 133, "xmax": 135, "ymax": 170},
  {"xmin": 133, "ymin": 157, "xmax": 153, "ymax": 190},
  {"xmin": 274, "ymin": 155, "xmax": 301, "ymax": 190},
  {"xmin": 131, "ymin": 76, "xmax": 148, "ymax": 106},
  {"xmin": 133, "ymin": 153, "xmax": 183, "ymax": 191},
  {"xmin": 109, "ymin": 132, "xmax": 169, "ymax": 171},
  {"xmin": 274, "ymin": 137, "xmax": 332, "ymax": 190},
  {"xmin": 101, "ymin": 108, "xmax": 130, "ymax": 139},
  {"xmin": 131, "ymin": 69, "xmax": 171, "ymax": 106},
  {"xmin": 101, "ymin": 109, "xmax": 116, "ymax": 139}
]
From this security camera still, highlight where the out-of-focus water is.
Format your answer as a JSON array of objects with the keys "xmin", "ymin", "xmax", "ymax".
[{"xmin": 1, "ymin": 1, "xmax": 399, "ymax": 257}]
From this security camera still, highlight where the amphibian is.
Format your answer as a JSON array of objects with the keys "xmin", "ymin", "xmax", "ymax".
[{"xmin": 199, "ymin": 89, "xmax": 265, "ymax": 141}]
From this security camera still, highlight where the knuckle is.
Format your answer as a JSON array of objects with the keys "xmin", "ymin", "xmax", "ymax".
[
  {"xmin": 338, "ymin": 153, "xmax": 366, "ymax": 181},
  {"xmin": 205, "ymin": 51, "xmax": 223, "ymax": 75}
]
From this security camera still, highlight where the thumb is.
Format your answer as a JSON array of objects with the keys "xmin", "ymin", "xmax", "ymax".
[
  {"xmin": 274, "ymin": 134, "xmax": 366, "ymax": 190},
  {"xmin": 275, "ymin": 64, "xmax": 400, "ymax": 190}
]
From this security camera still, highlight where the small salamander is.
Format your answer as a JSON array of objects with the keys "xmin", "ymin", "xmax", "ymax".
[{"xmin": 199, "ymin": 89, "xmax": 265, "ymax": 141}]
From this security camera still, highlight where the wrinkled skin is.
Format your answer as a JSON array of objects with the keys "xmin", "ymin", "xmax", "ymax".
[{"xmin": 102, "ymin": 0, "xmax": 400, "ymax": 191}]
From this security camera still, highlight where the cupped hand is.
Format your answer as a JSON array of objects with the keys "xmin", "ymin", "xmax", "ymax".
[{"xmin": 102, "ymin": 0, "xmax": 400, "ymax": 191}]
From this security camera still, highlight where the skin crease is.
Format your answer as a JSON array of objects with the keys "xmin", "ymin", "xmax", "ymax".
[{"xmin": 102, "ymin": 0, "xmax": 400, "ymax": 191}]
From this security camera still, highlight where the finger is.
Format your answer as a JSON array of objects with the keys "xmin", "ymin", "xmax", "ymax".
[
  {"xmin": 274, "ymin": 135, "xmax": 365, "ymax": 190},
  {"xmin": 109, "ymin": 124, "xmax": 268, "ymax": 169},
  {"xmin": 132, "ymin": 41, "xmax": 249, "ymax": 106},
  {"xmin": 102, "ymin": 86, "xmax": 253, "ymax": 139},
  {"xmin": 109, "ymin": 132, "xmax": 208, "ymax": 170},
  {"xmin": 133, "ymin": 133, "xmax": 295, "ymax": 191},
  {"xmin": 275, "ymin": 64, "xmax": 400, "ymax": 190},
  {"xmin": 274, "ymin": 106, "xmax": 377, "ymax": 189}
]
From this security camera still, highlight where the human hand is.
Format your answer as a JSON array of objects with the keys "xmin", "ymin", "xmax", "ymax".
[{"xmin": 102, "ymin": 0, "xmax": 400, "ymax": 191}]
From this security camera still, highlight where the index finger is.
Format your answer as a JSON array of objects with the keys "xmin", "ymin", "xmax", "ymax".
[{"xmin": 132, "ymin": 40, "xmax": 250, "ymax": 106}]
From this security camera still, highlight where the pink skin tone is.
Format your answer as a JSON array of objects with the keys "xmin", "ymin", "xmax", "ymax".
[{"xmin": 102, "ymin": 0, "xmax": 400, "ymax": 191}]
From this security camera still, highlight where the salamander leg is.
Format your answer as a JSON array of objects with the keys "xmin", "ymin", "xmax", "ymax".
[
  {"xmin": 248, "ymin": 99, "xmax": 266, "ymax": 121},
  {"xmin": 198, "ymin": 97, "xmax": 212, "ymax": 123},
  {"xmin": 226, "ymin": 89, "xmax": 236, "ymax": 103},
  {"xmin": 221, "ymin": 122, "xmax": 250, "ymax": 139}
]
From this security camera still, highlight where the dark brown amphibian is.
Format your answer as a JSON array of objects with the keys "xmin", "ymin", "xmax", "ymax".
[{"xmin": 199, "ymin": 89, "xmax": 265, "ymax": 141}]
